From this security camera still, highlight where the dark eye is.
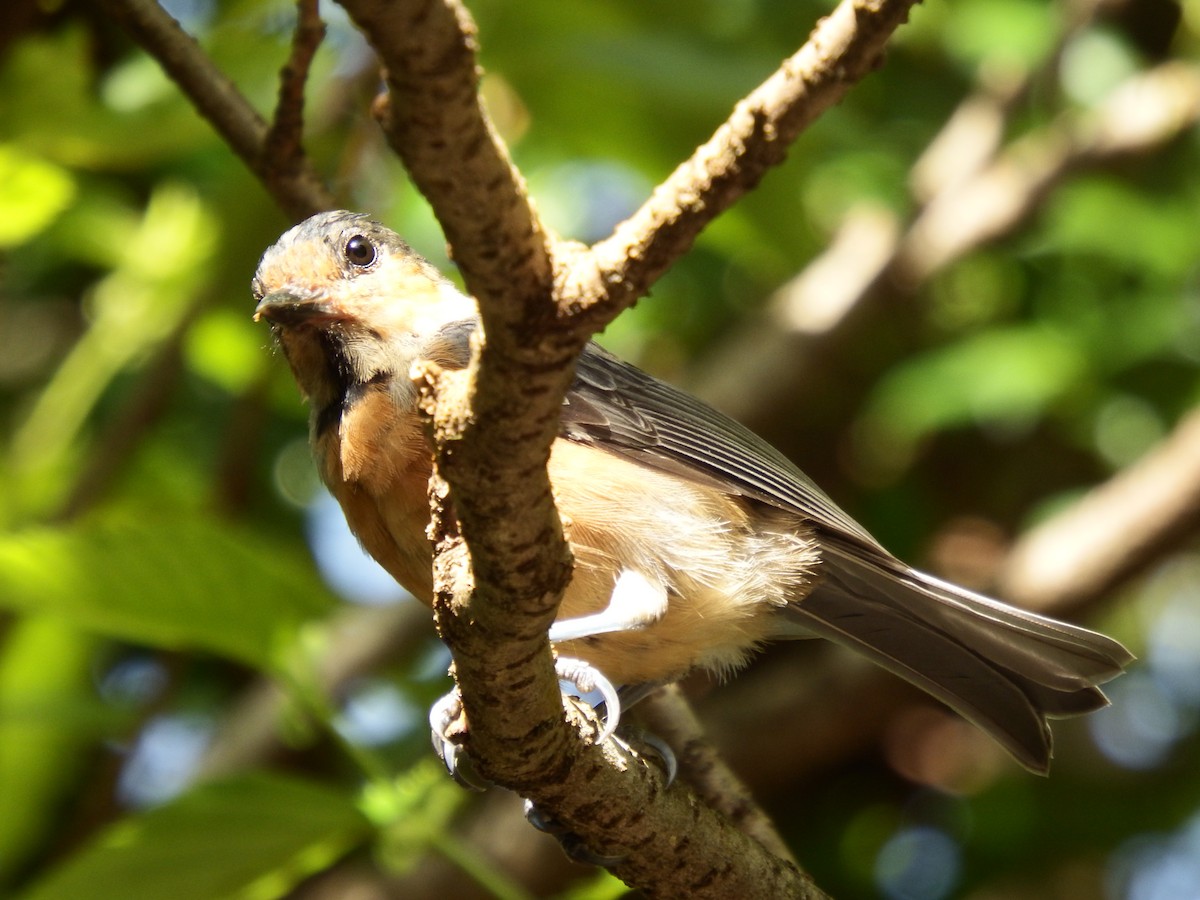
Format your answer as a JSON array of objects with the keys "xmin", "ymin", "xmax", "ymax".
[{"xmin": 344, "ymin": 234, "xmax": 376, "ymax": 268}]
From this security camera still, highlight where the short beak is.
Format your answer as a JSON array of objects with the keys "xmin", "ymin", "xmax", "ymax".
[{"xmin": 254, "ymin": 289, "xmax": 341, "ymax": 326}]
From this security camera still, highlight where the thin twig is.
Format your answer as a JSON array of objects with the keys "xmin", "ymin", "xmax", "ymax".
[
  {"xmin": 576, "ymin": 0, "xmax": 920, "ymax": 331},
  {"xmin": 97, "ymin": 0, "xmax": 334, "ymax": 221},
  {"xmin": 263, "ymin": 0, "xmax": 327, "ymax": 191}
]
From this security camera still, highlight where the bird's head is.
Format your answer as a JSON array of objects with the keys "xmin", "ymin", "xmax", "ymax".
[{"xmin": 252, "ymin": 210, "xmax": 474, "ymax": 409}]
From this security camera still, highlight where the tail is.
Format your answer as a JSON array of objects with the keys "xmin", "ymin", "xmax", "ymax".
[{"xmin": 784, "ymin": 538, "xmax": 1134, "ymax": 773}]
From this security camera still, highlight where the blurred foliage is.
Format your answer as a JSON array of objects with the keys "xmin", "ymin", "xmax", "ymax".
[{"xmin": 0, "ymin": 0, "xmax": 1198, "ymax": 898}]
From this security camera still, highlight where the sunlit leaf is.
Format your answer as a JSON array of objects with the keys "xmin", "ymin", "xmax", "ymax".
[
  {"xmin": 862, "ymin": 326, "xmax": 1088, "ymax": 446},
  {"xmin": 20, "ymin": 774, "xmax": 369, "ymax": 900},
  {"xmin": 0, "ymin": 145, "xmax": 76, "ymax": 247},
  {"xmin": 0, "ymin": 618, "xmax": 101, "ymax": 883},
  {"xmin": 0, "ymin": 515, "xmax": 337, "ymax": 669}
]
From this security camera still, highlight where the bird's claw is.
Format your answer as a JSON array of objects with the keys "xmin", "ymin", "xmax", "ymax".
[
  {"xmin": 428, "ymin": 689, "xmax": 490, "ymax": 791},
  {"xmin": 523, "ymin": 799, "xmax": 627, "ymax": 867},
  {"xmin": 554, "ymin": 655, "xmax": 621, "ymax": 742},
  {"xmin": 616, "ymin": 726, "xmax": 678, "ymax": 787},
  {"xmin": 428, "ymin": 657, "xmax": 654, "ymax": 796},
  {"xmin": 522, "ymin": 719, "xmax": 677, "ymax": 868}
]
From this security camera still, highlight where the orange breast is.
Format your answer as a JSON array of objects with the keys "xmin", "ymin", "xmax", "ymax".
[{"xmin": 316, "ymin": 385, "xmax": 437, "ymax": 602}]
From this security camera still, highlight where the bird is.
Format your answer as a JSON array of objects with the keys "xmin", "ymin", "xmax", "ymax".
[{"xmin": 253, "ymin": 209, "xmax": 1133, "ymax": 774}]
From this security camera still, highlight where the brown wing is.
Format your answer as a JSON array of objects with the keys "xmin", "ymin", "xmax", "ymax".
[
  {"xmin": 562, "ymin": 340, "xmax": 886, "ymax": 552},
  {"xmin": 431, "ymin": 318, "xmax": 882, "ymax": 549}
]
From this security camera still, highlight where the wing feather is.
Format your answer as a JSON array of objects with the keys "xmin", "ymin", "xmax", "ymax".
[{"xmin": 564, "ymin": 341, "xmax": 884, "ymax": 550}]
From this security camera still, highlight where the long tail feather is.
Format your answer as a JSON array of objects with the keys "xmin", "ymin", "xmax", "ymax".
[{"xmin": 783, "ymin": 539, "xmax": 1134, "ymax": 773}]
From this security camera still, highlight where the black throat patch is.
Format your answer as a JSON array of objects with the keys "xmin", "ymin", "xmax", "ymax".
[{"xmin": 312, "ymin": 330, "xmax": 392, "ymax": 438}]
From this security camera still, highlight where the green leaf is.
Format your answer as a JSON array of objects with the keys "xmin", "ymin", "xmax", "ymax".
[
  {"xmin": 0, "ymin": 515, "xmax": 337, "ymax": 670},
  {"xmin": 0, "ymin": 145, "xmax": 76, "ymax": 247},
  {"xmin": 0, "ymin": 618, "xmax": 102, "ymax": 884},
  {"xmin": 942, "ymin": 0, "xmax": 1061, "ymax": 72},
  {"xmin": 1042, "ymin": 177, "xmax": 1200, "ymax": 280},
  {"xmin": 20, "ymin": 773, "xmax": 370, "ymax": 900},
  {"xmin": 862, "ymin": 326, "xmax": 1087, "ymax": 447}
]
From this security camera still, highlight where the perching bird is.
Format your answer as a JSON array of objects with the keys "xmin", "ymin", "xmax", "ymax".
[{"xmin": 253, "ymin": 209, "xmax": 1132, "ymax": 773}]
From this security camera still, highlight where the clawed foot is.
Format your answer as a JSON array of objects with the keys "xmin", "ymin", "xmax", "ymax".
[
  {"xmin": 522, "ymin": 728, "xmax": 677, "ymax": 867},
  {"xmin": 614, "ymin": 725, "xmax": 678, "ymax": 787},
  {"xmin": 428, "ymin": 690, "xmax": 490, "ymax": 791},
  {"xmin": 431, "ymin": 663, "xmax": 678, "ymax": 867},
  {"xmin": 523, "ymin": 799, "xmax": 628, "ymax": 867},
  {"xmin": 428, "ymin": 656, "xmax": 675, "ymax": 812},
  {"xmin": 428, "ymin": 655, "xmax": 622, "ymax": 788},
  {"xmin": 554, "ymin": 656, "xmax": 622, "ymax": 743}
]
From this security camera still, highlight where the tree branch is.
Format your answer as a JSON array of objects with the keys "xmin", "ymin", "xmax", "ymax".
[
  {"xmin": 575, "ymin": 0, "xmax": 920, "ymax": 330},
  {"xmin": 75, "ymin": 0, "xmax": 1186, "ymax": 887},
  {"xmin": 99, "ymin": 0, "xmax": 916, "ymax": 888},
  {"xmin": 1000, "ymin": 405, "xmax": 1200, "ymax": 614},
  {"xmin": 637, "ymin": 687, "xmax": 797, "ymax": 863},
  {"xmin": 336, "ymin": 0, "xmax": 554, "ymax": 323},
  {"xmin": 96, "ymin": 0, "xmax": 334, "ymax": 221},
  {"xmin": 262, "ymin": 0, "xmax": 327, "ymax": 200},
  {"xmin": 330, "ymin": 0, "xmax": 916, "ymax": 893}
]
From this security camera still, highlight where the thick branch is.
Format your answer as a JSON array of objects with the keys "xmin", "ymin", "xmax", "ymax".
[
  {"xmin": 330, "ymin": 0, "xmax": 917, "ymax": 893},
  {"xmin": 97, "ymin": 0, "xmax": 334, "ymax": 221},
  {"xmin": 335, "ymin": 0, "xmax": 553, "ymax": 327}
]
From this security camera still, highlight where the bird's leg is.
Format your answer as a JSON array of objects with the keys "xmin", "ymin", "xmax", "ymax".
[
  {"xmin": 548, "ymin": 568, "xmax": 669, "ymax": 642},
  {"xmin": 548, "ymin": 567, "xmax": 671, "ymax": 740},
  {"xmin": 429, "ymin": 655, "xmax": 623, "ymax": 787},
  {"xmin": 431, "ymin": 569, "xmax": 676, "ymax": 792}
]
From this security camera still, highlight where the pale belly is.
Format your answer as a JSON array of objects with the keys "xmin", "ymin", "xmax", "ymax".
[{"xmin": 326, "ymin": 433, "xmax": 820, "ymax": 686}]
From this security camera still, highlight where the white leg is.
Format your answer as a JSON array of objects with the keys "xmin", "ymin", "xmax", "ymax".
[
  {"xmin": 549, "ymin": 568, "xmax": 669, "ymax": 643},
  {"xmin": 430, "ymin": 570, "xmax": 664, "ymax": 784}
]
